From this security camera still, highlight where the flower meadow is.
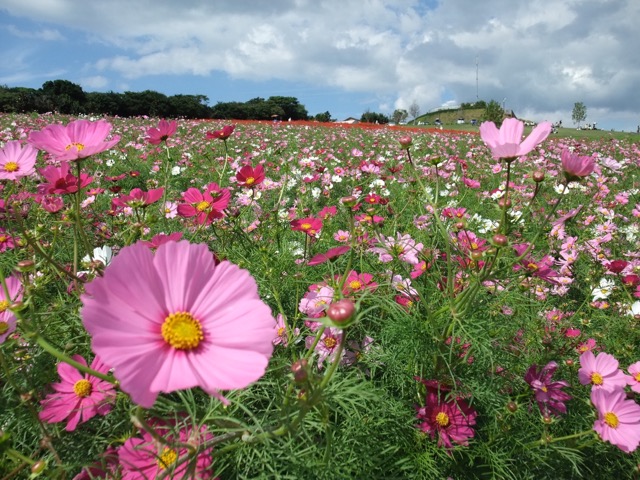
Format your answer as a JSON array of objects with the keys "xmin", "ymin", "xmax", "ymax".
[{"xmin": 1, "ymin": 112, "xmax": 640, "ymax": 479}]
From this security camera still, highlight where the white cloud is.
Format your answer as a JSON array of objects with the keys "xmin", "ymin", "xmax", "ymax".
[{"xmin": 5, "ymin": 24, "xmax": 64, "ymax": 41}]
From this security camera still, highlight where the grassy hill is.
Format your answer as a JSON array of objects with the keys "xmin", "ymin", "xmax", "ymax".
[{"xmin": 413, "ymin": 107, "xmax": 485, "ymax": 126}]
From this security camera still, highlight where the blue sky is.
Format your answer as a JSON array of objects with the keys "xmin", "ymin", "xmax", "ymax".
[{"xmin": 1, "ymin": 0, "xmax": 639, "ymax": 131}]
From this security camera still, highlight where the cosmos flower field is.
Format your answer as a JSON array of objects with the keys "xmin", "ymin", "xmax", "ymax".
[{"xmin": 1, "ymin": 112, "xmax": 640, "ymax": 479}]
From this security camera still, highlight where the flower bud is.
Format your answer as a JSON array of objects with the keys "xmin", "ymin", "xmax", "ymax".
[
  {"xmin": 398, "ymin": 135, "xmax": 413, "ymax": 149},
  {"xmin": 341, "ymin": 196, "xmax": 357, "ymax": 207},
  {"xmin": 31, "ymin": 460, "xmax": 46, "ymax": 475},
  {"xmin": 497, "ymin": 198, "xmax": 511, "ymax": 209},
  {"xmin": 15, "ymin": 259, "xmax": 35, "ymax": 272},
  {"xmin": 506, "ymin": 401, "xmax": 518, "ymax": 413},
  {"xmin": 492, "ymin": 234, "xmax": 508, "ymax": 247},
  {"xmin": 326, "ymin": 299, "xmax": 356, "ymax": 324},
  {"xmin": 532, "ymin": 171, "xmax": 545, "ymax": 182},
  {"xmin": 291, "ymin": 359, "xmax": 309, "ymax": 383}
]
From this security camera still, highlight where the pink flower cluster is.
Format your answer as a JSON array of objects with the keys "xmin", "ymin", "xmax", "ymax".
[{"xmin": 578, "ymin": 351, "xmax": 640, "ymax": 452}]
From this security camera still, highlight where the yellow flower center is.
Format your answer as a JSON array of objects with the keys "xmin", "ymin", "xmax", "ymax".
[
  {"xmin": 301, "ymin": 223, "xmax": 312, "ymax": 230},
  {"xmin": 245, "ymin": 177, "xmax": 255, "ymax": 185},
  {"xmin": 470, "ymin": 242, "xmax": 479, "ymax": 250},
  {"xmin": 527, "ymin": 262, "xmax": 539, "ymax": 271},
  {"xmin": 604, "ymin": 412, "xmax": 619, "ymax": 428},
  {"xmin": 65, "ymin": 142, "xmax": 85, "ymax": 151},
  {"xmin": 435, "ymin": 411, "xmax": 450, "ymax": 427},
  {"xmin": 196, "ymin": 201, "xmax": 210, "ymax": 212},
  {"xmin": 591, "ymin": 372, "xmax": 603, "ymax": 385},
  {"xmin": 323, "ymin": 337, "xmax": 337, "ymax": 349},
  {"xmin": 0, "ymin": 321, "xmax": 9, "ymax": 335},
  {"xmin": 161, "ymin": 312, "xmax": 204, "ymax": 350},
  {"xmin": 277, "ymin": 327, "xmax": 285, "ymax": 337},
  {"xmin": 0, "ymin": 235, "xmax": 7, "ymax": 243},
  {"xmin": 157, "ymin": 447, "xmax": 178, "ymax": 470},
  {"xmin": 73, "ymin": 379, "xmax": 92, "ymax": 398},
  {"xmin": 349, "ymin": 280, "xmax": 363, "ymax": 290},
  {"xmin": 4, "ymin": 161, "xmax": 18, "ymax": 172},
  {"xmin": 0, "ymin": 300, "xmax": 9, "ymax": 313},
  {"xmin": 634, "ymin": 372, "xmax": 640, "ymax": 382},
  {"xmin": 541, "ymin": 386, "xmax": 548, "ymax": 392}
]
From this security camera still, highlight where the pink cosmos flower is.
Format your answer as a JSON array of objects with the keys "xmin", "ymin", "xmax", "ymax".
[
  {"xmin": 146, "ymin": 119, "xmax": 177, "ymax": 145},
  {"xmin": 0, "ymin": 140, "xmax": 37, "ymax": 180},
  {"xmin": 39, "ymin": 355, "xmax": 116, "ymax": 432},
  {"xmin": 118, "ymin": 419, "xmax": 214, "ymax": 479},
  {"xmin": 578, "ymin": 351, "xmax": 629, "ymax": 392},
  {"xmin": 305, "ymin": 327, "xmax": 344, "ymax": 369},
  {"xmin": 591, "ymin": 388, "xmax": 640, "ymax": 453},
  {"xmin": 369, "ymin": 233, "xmax": 423, "ymax": 265},
  {"xmin": 38, "ymin": 162, "xmax": 93, "ymax": 195},
  {"xmin": 81, "ymin": 240, "xmax": 275, "ymax": 408},
  {"xmin": 0, "ymin": 275, "xmax": 22, "ymax": 343},
  {"xmin": 291, "ymin": 217, "xmax": 323, "ymax": 237},
  {"xmin": 308, "ymin": 246, "xmax": 350, "ymax": 266},
  {"xmin": 342, "ymin": 270, "xmax": 377, "ymax": 295},
  {"xmin": 524, "ymin": 361, "xmax": 571, "ymax": 416},
  {"xmin": 177, "ymin": 183, "xmax": 231, "ymax": 225},
  {"xmin": 273, "ymin": 313, "xmax": 300, "ymax": 347},
  {"xmin": 111, "ymin": 187, "xmax": 164, "ymax": 210},
  {"xmin": 206, "ymin": 125, "xmax": 235, "ymax": 140},
  {"xmin": 561, "ymin": 149, "xmax": 595, "ymax": 182},
  {"xmin": 29, "ymin": 119, "xmax": 120, "ymax": 161},
  {"xmin": 72, "ymin": 447, "xmax": 120, "ymax": 480},
  {"xmin": 627, "ymin": 361, "xmax": 640, "ymax": 393},
  {"xmin": 415, "ymin": 382, "xmax": 477, "ymax": 449},
  {"xmin": 139, "ymin": 232, "xmax": 184, "ymax": 250},
  {"xmin": 236, "ymin": 164, "xmax": 265, "ymax": 187},
  {"xmin": 299, "ymin": 284, "xmax": 335, "ymax": 318},
  {"xmin": 479, "ymin": 117, "xmax": 552, "ymax": 160},
  {"xmin": 0, "ymin": 228, "xmax": 15, "ymax": 254}
]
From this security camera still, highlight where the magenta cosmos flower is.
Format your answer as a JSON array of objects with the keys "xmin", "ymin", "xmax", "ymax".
[
  {"xmin": 29, "ymin": 119, "xmax": 120, "ymax": 161},
  {"xmin": 524, "ymin": 361, "xmax": 571, "ymax": 416},
  {"xmin": 118, "ymin": 419, "xmax": 214, "ymax": 479},
  {"xmin": 206, "ymin": 124, "xmax": 235, "ymax": 140},
  {"xmin": 578, "ymin": 350, "xmax": 629, "ymax": 392},
  {"xmin": 591, "ymin": 388, "xmax": 640, "ymax": 453},
  {"xmin": 146, "ymin": 119, "xmax": 177, "ymax": 145},
  {"xmin": 561, "ymin": 149, "xmax": 595, "ymax": 182},
  {"xmin": 415, "ymin": 385, "xmax": 477, "ymax": 449},
  {"xmin": 236, "ymin": 164, "xmax": 265, "ymax": 187},
  {"xmin": 291, "ymin": 217, "xmax": 323, "ymax": 236},
  {"xmin": 627, "ymin": 361, "xmax": 640, "ymax": 393},
  {"xmin": 0, "ymin": 274, "xmax": 23, "ymax": 344},
  {"xmin": 0, "ymin": 140, "xmax": 37, "ymax": 180},
  {"xmin": 81, "ymin": 240, "xmax": 275, "ymax": 408},
  {"xmin": 177, "ymin": 183, "xmax": 231, "ymax": 225},
  {"xmin": 39, "ymin": 355, "xmax": 116, "ymax": 432},
  {"xmin": 479, "ymin": 117, "xmax": 552, "ymax": 160},
  {"xmin": 37, "ymin": 162, "xmax": 93, "ymax": 195}
]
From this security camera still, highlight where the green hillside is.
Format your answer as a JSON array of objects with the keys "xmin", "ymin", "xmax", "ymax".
[{"xmin": 413, "ymin": 107, "xmax": 485, "ymax": 125}]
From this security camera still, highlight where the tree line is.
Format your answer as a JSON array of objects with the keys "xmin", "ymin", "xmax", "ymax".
[{"xmin": 0, "ymin": 79, "xmax": 317, "ymax": 121}]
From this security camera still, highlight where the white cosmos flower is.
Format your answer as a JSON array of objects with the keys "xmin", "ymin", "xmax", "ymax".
[
  {"xmin": 82, "ymin": 246, "xmax": 113, "ymax": 266},
  {"xmin": 591, "ymin": 277, "xmax": 615, "ymax": 300}
]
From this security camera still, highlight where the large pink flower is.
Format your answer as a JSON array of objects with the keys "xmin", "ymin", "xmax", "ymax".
[
  {"xmin": 591, "ymin": 388, "xmax": 640, "ymax": 453},
  {"xmin": 177, "ymin": 183, "xmax": 231, "ymax": 225},
  {"xmin": 561, "ymin": 149, "xmax": 595, "ymax": 181},
  {"xmin": 81, "ymin": 240, "xmax": 275, "ymax": 408},
  {"xmin": 578, "ymin": 350, "xmax": 629, "ymax": 392},
  {"xmin": 146, "ymin": 119, "xmax": 177, "ymax": 145},
  {"xmin": 0, "ymin": 275, "xmax": 23, "ymax": 344},
  {"xmin": 0, "ymin": 140, "xmax": 37, "ymax": 180},
  {"xmin": 29, "ymin": 119, "xmax": 120, "ymax": 161},
  {"xmin": 37, "ymin": 162, "xmax": 93, "ymax": 195},
  {"xmin": 479, "ymin": 118, "xmax": 552, "ymax": 160},
  {"xmin": 39, "ymin": 355, "xmax": 116, "ymax": 431},
  {"xmin": 118, "ymin": 419, "xmax": 214, "ymax": 479}
]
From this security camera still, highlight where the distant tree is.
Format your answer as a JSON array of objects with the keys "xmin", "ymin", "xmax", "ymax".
[
  {"xmin": 481, "ymin": 100, "xmax": 505, "ymax": 126},
  {"xmin": 473, "ymin": 100, "xmax": 487, "ymax": 109},
  {"xmin": 408, "ymin": 101, "xmax": 420, "ymax": 121},
  {"xmin": 572, "ymin": 102, "xmax": 587, "ymax": 127},
  {"xmin": 314, "ymin": 111, "xmax": 335, "ymax": 122},
  {"xmin": 40, "ymin": 79, "xmax": 86, "ymax": 114},
  {"xmin": 360, "ymin": 110, "xmax": 389, "ymax": 124},
  {"xmin": 266, "ymin": 96, "xmax": 308, "ymax": 120},
  {"xmin": 85, "ymin": 91, "xmax": 123, "ymax": 116},
  {"xmin": 168, "ymin": 94, "xmax": 210, "ymax": 118},
  {"xmin": 391, "ymin": 109, "xmax": 409, "ymax": 124}
]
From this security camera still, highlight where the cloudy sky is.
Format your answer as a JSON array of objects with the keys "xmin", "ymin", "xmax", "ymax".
[{"xmin": 1, "ymin": 0, "xmax": 639, "ymax": 130}]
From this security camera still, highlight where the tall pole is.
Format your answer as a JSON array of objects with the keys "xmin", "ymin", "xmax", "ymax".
[{"xmin": 475, "ymin": 56, "xmax": 479, "ymax": 102}]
